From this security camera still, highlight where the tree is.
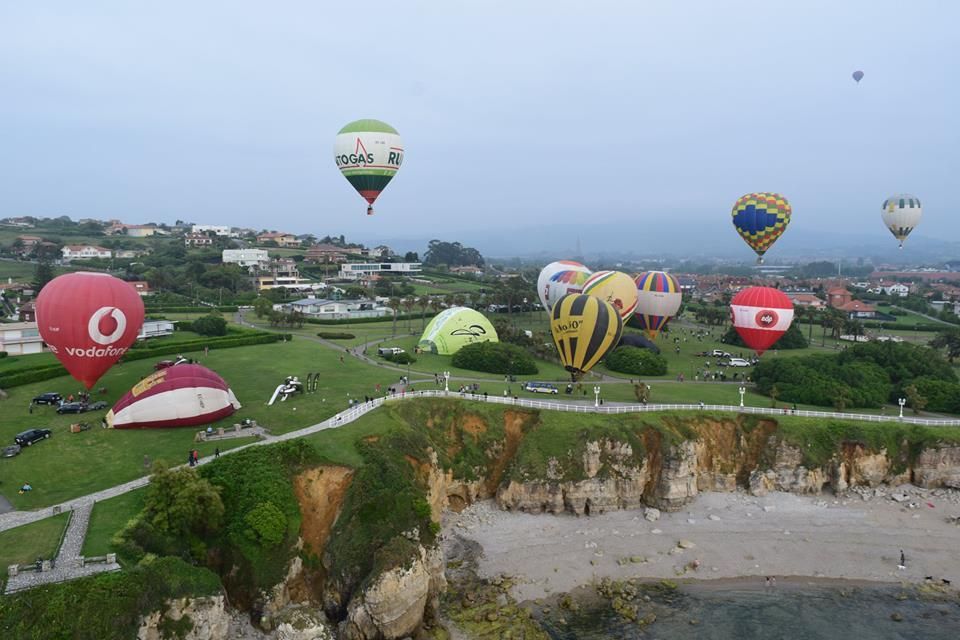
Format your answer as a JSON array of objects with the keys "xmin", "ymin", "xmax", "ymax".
[
  {"xmin": 192, "ymin": 314, "xmax": 228, "ymax": 336},
  {"xmin": 418, "ymin": 296, "xmax": 431, "ymax": 330},
  {"xmin": 403, "ymin": 251, "xmax": 419, "ymax": 262},
  {"xmin": 253, "ymin": 297, "xmax": 273, "ymax": 319},
  {"xmin": 904, "ymin": 383, "xmax": 927, "ymax": 415},
  {"xmin": 633, "ymin": 382, "xmax": 651, "ymax": 404},
  {"xmin": 387, "ymin": 297, "xmax": 401, "ymax": 337},
  {"xmin": 32, "ymin": 260, "xmax": 55, "ymax": 293},
  {"xmin": 422, "ymin": 239, "xmax": 485, "ymax": 267},
  {"xmin": 769, "ymin": 384, "xmax": 780, "ymax": 408},
  {"xmin": 401, "ymin": 298, "xmax": 415, "ymax": 331},
  {"xmin": 143, "ymin": 462, "xmax": 224, "ymax": 539},
  {"xmin": 930, "ymin": 328, "xmax": 960, "ymax": 363}
]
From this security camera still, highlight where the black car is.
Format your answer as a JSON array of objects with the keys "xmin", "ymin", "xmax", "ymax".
[
  {"xmin": 32, "ymin": 392, "xmax": 62, "ymax": 405},
  {"xmin": 87, "ymin": 401, "xmax": 108, "ymax": 411},
  {"xmin": 15, "ymin": 429, "xmax": 52, "ymax": 447},
  {"xmin": 56, "ymin": 402, "xmax": 85, "ymax": 414}
]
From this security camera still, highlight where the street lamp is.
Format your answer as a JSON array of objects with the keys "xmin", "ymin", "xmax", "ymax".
[
  {"xmin": 594, "ymin": 385, "xmax": 601, "ymax": 408},
  {"xmin": 898, "ymin": 397, "xmax": 906, "ymax": 419},
  {"xmin": 443, "ymin": 371, "xmax": 450, "ymax": 393},
  {"xmin": 739, "ymin": 385, "xmax": 746, "ymax": 408}
]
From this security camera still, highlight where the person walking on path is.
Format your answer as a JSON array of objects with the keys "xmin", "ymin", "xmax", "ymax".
[
  {"xmin": 899, "ymin": 550, "xmax": 906, "ymax": 570},
  {"xmin": 214, "ymin": 447, "xmax": 220, "ymax": 458},
  {"xmin": 188, "ymin": 451, "xmax": 195, "ymax": 467}
]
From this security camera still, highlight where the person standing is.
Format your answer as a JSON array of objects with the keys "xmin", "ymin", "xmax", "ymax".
[
  {"xmin": 899, "ymin": 550, "xmax": 906, "ymax": 570},
  {"xmin": 188, "ymin": 451, "xmax": 195, "ymax": 467},
  {"xmin": 214, "ymin": 447, "xmax": 220, "ymax": 459}
]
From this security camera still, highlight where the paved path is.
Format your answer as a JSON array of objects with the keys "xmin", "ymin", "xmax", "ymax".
[{"xmin": 4, "ymin": 502, "xmax": 120, "ymax": 593}]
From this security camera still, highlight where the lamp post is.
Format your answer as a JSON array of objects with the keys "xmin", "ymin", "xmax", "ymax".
[
  {"xmin": 443, "ymin": 371, "xmax": 450, "ymax": 393},
  {"xmin": 898, "ymin": 397, "xmax": 906, "ymax": 419},
  {"xmin": 739, "ymin": 385, "xmax": 746, "ymax": 408},
  {"xmin": 594, "ymin": 385, "xmax": 601, "ymax": 408}
]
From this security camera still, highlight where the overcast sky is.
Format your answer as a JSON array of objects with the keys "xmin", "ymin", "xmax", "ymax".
[{"xmin": 1, "ymin": 1, "xmax": 957, "ymax": 253}]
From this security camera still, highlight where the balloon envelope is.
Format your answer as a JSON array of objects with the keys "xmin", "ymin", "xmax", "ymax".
[
  {"xmin": 632, "ymin": 271, "xmax": 682, "ymax": 339},
  {"xmin": 881, "ymin": 194, "xmax": 922, "ymax": 248},
  {"xmin": 551, "ymin": 294, "xmax": 623, "ymax": 380},
  {"xmin": 418, "ymin": 307, "xmax": 498, "ymax": 355},
  {"xmin": 731, "ymin": 193, "xmax": 791, "ymax": 261},
  {"xmin": 35, "ymin": 272, "xmax": 145, "ymax": 389},
  {"xmin": 852, "ymin": 70, "xmax": 864, "ymax": 82},
  {"xmin": 730, "ymin": 287, "xmax": 794, "ymax": 356},
  {"xmin": 108, "ymin": 364, "xmax": 241, "ymax": 429},
  {"xmin": 334, "ymin": 119, "xmax": 403, "ymax": 214},
  {"xmin": 536, "ymin": 261, "xmax": 592, "ymax": 312},
  {"xmin": 581, "ymin": 271, "xmax": 639, "ymax": 321}
]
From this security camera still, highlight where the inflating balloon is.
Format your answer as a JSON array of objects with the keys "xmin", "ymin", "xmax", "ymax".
[
  {"xmin": 551, "ymin": 294, "xmax": 623, "ymax": 381},
  {"xmin": 334, "ymin": 119, "xmax": 403, "ymax": 215},
  {"xmin": 108, "ymin": 364, "xmax": 241, "ymax": 429},
  {"xmin": 632, "ymin": 271, "xmax": 682, "ymax": 339},
  {"xmin": 536, "ymin": 261, "xmax": 592, "ymax": 313},
  {"xmin": 730, "ymin": 287, "xmax": 794, "ymax": 356},
  {"xmin": 852, "ymin": 70, "xmax": 864, "ymax": 83},
  {"xmin": 35, "ymin": 272, "xmax": 145, "ymax": 389},
  {"xmin": 731, "ymin": 193, "xmax": 791, "ymax": 263},
  {"xmin": 881, "ymin": 194, "xmax": 922, "ymax": 249},
  {"xmin": 582, "ymin": 271, "xmax": 638, "ymax": 321}
]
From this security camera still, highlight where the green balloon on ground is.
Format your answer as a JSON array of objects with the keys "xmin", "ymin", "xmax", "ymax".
[{"xmin": 418, "ymin": 307, "xmax": 499, "ymax": 355}]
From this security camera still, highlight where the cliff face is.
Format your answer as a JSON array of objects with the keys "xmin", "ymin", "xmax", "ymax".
[
  {"xmin": 137, "ymin": 596, "xmax": 229, "ymax": 640},
  {"xmin": 490, "ymin": 418, "xmax": 960, "ymax": 515}
]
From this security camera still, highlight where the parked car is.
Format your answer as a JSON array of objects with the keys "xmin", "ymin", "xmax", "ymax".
[
  {"xmin": 377, "ymin": 347, "xmax": 406, "ymax": 356},
  {"xmin": 32, "ymin": 392, "xmax": 62, "ymax": 405},
  {"xmin": 154, "ymin": 356, "xmax": 189, "ymax": 371},
  {"xmin": 724, "ymin": 358, "xmax": 752, "ymax": 367},
  {"xmin": 56, "ymin": 402, "xmax": 86, "ymax": 414},
  {"xmin": 523, "ymin": 382, "xmax": 559, "ymax": 394},
  {"xmin": 87, "ymin": 401, "xmax": 108, "ymax": 411},
  {"xmin": 709, "ymin": 350, "xmax": 732, "ymax": 358},
  {"xmin": 15, "ymin": 428, "xmax": 52, "ymax": 447},
  {"xmin": 2, "ymin": 444, "xmax": 21, "ymax": 458}
]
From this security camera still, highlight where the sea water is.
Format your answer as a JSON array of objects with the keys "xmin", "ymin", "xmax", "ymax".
[{"xmin": 536, "ymin": 585, "xmax": 958, "ymax": 639}]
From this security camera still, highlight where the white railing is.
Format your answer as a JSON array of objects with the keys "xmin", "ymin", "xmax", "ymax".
[{"xmin": 376, "ymin": 389, "xmax": 960, "ymax": 426}]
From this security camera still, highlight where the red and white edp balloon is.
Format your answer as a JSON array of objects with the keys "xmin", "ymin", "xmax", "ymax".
[
  {"xmin": 729, "ymin": 287, "xmax": 794, "ymax": 356},
  {"xmin": 35, "ymin": 272, "xmax": 145, "ymax": 389}
]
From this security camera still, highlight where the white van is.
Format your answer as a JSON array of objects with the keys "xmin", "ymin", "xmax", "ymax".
[
  {"xmin": 377, "ymin": 347, "xmax": 405, "ymax": 356},
  {"xmin": 725, "ymin": 357, "xmax": 751, "ymax": 367},
  {"xmin": 523, "ymin": 382, "xmax": 559, "ymax": 394}
]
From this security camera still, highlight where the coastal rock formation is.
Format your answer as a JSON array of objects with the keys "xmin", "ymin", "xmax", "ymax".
[
  {"xmin": 339, "ymin": 544, "xmax": 445, "ymax": 640},
  {"xmin": 913, "ymin": 445, "xmax": 960, "ymax": 488},
  {"xmin": 137, "ymin": 596, "xmax": 229, "ymax": 640}
]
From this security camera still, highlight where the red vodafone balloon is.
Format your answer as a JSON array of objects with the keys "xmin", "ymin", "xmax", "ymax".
[
  {"xmin": 730, "ymin": 287, "xmax": 794, "ymax": 356},
  {"xmin": 35, "ymin": 272, "xmax": 145, "ymax": 389}
]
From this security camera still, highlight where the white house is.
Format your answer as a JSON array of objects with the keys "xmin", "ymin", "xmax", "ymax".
[
  {"xmin": 881, "ymin": 283, "xmax": 910, "ymax": 297},
  {"xmin": 275, "ymin": 298, "xmax": 389, "ymax": 319},
  {"xmin": 339, "ymin": 262, "xmax": 422, "ymax": 280},
  {"xmin": 61, "ymin": 245, "xmax": 112, "ymax": 262},
  {"xmin": 0, "ymin": 321, "xmax": 43, "ymax": 355},
  {"xmin": 138, "ymin": 320, "xmax": 176, "ymax": 339},
  {"xmin": 222, "ymin": 248, "xmax": 270, "ymax": 269},
  {"xmin": 192, "ymin": 224, "xmax": 236, "ymax": 237}
]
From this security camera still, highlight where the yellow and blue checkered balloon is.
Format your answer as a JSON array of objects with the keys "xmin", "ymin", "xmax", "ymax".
[{"xmin": 731, "ymin": 193, "xmax": 791, "ymax": 262}]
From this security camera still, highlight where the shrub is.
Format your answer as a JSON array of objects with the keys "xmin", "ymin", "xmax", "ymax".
[
  {"xmin": 244, "ymin": 502, "xmax": 288, "ymax": 548},
  {"xmin": 604, "ymin": 346, "xmax": 668, "ymax": 376},
  {"xmin": 384, "ymin": 351, "xmax": 417, "ymax": 365},
  {"xmin": 451, "ymin": 341, "xmax": 538, "ymax": 375},
  {"xmin": 0, "ymin": 351, "xmax": 7, "ymax": 358},
  {"xmin": 317, "ymin": 332, "xmax": 356, "ymax": 340},
  {"xmin": 191, "ymin": 314, "xmax": 228, "ymax": 337}
]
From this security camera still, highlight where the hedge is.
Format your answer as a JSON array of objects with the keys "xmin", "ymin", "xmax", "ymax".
[
  {"xmin": 450, "ymin": 341, "xmax": 538, "ymax": 375},
  {"xmin": 604, "ymin": 346, "xmax": 668, "ymax": 376},
  {"xmin": 317, "ymin": 332, "xmax": 356, "ymax": 339},
  {"xmin": 304, "ymin": 312, "xmax": 429, "ymax": 326},
  {"xmin": 143, "ymin": 305, "xmax": 239, "ymax": 313},
  {"xmin": 0, "ymin": 333, "xmax": 292, "ymax": 389}
]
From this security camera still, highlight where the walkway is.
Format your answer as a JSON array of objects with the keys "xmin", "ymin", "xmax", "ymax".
[{"xmin": 4, "ymin": 502, "xmax": 120, "ymax": 593}]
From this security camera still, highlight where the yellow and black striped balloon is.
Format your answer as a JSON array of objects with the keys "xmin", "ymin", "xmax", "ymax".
[{"xmin": 550, "ymin": 294, "xmax": 623, "ymax": 381}]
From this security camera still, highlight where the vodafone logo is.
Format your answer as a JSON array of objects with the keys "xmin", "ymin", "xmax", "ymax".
[
  {"xmin": 88, "ymin": 307, "xmax": 128, "ymax": 345},
  {"xmin": 755, "ymin": 309, "xmax": 779, "ymax": 328}
]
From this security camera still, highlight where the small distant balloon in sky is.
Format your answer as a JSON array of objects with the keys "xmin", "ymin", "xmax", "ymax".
[{"xmin": 852, "ymin": 70, "xmax": 864, "ymax": 83}]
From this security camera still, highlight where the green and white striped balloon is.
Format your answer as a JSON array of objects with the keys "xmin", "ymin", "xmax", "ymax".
[{"xmin": 334, "ymin": 119, "xmax": 403, "ymax": 215}]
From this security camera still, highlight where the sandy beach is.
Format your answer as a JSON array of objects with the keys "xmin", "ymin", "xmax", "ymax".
[{"xmin": 441, "ymin": 489, "xmax": 960, "ymax": 602}]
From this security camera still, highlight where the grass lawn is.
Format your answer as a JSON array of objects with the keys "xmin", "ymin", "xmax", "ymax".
[
  {"xmin": 82, "ymin": 488, "xmax": 146, "ymax": 558},
  {"xmin": 0, "ymin": 511, "xmax": 70, "ymax": 583}
]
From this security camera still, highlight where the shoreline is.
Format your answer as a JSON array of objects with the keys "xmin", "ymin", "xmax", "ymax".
[{"xmin": 441, "ymin": 489, "xmax": 960, "ymax": 602}]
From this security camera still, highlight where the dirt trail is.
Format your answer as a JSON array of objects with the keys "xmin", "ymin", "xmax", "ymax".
[{"xmin": 293, "ymin": 466, "xmax": 354, "ymax": 556}]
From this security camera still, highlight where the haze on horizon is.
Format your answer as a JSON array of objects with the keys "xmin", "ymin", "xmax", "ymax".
[{"xmin": 1, "ymin": 1, "xmax": 957, "ymax": 255}]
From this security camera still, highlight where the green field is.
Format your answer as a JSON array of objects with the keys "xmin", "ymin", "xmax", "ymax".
[
  {"xmin": 82, "ymin": 489, "xmax": 146, "ymax": 558},
  {"xmin": 0, "ymin": 511, "xmax": 70, "ymax": 583}
]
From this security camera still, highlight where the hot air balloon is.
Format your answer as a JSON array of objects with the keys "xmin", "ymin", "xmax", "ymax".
[
  {"xmin": 536, "ymin": 261, "xmax": 592, "ymax": 312},
  {"xmin": 418, "ymin": 307, "xmax": 498, "ymax": 355},
  {"xmin": 581, "ymin": 271, "xmax": 639, "ymax": 321},
  {"xmin": 852, "ymin": 70, "xmax": 864, "ymax": 83},
  {"xmin": 632, "ymin": 271, "xmax": 682, "ymax": 339},
  {"xmin": 881, "ymin": 194, "xmax": 922, "ymax": 248},
  {"xmin": 731, "ymin": 193, "xmax": 791, "ymax": 263},
  {"xmin": 107, "ymin": 364, "xmax": 241, "ymax": 429},
  {"xmin": 551, "ymin": 294, "xmax": 623, "ymax": 380},
  {"xmin": 730, "ymin": 287, "xmax": 794, "ymax": 356},
  {"xmin": 35, "ymin": 272, "xmax": 145, "ymax": 389},
  {"xmin": 334, "ymin": 119, "xmax": 403, "ymax": 215}
]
